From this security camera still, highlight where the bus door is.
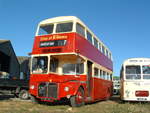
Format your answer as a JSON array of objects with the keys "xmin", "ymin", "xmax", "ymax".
[{"xmin": 87, "ymin": 61, "xmax": 93, "ymax": 97}]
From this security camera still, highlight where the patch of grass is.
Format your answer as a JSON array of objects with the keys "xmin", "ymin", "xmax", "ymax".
[{"xmin": 0, "ymin": 97, "xmax": 150, "ymax": 113}]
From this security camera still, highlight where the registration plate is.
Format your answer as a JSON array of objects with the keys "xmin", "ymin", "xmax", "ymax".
[{"xmin": 137, "ymin": 98, "xmax": 147, "ymax": 101}]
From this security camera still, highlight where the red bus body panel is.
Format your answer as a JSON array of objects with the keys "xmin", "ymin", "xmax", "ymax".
[{"xmin": 30, "ymin": 74, "xmax": 86, "ymax": 100}]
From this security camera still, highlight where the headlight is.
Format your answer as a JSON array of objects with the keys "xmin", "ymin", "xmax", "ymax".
[
  {"xmin": 30, "ymin": 85, "xmax": 35, "ymax": 89},
  {"xmin": 64, "ymin": 87, "xmax": 69, "ymax": 92}
]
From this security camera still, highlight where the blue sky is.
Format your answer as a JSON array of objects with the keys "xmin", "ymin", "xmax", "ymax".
[{"xmin": 0, "ymin": 0, "xmax": 150, "ymax": 76}]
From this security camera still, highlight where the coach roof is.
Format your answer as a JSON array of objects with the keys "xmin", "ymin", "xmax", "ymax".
[{"xmin": 123, "ymin": 58, "xmax": 150, "ymax": 65}]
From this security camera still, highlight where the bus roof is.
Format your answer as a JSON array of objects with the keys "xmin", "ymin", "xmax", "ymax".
[
  {"xmin": 123, "ymin": 58, "xmax": 150, "ymax": 66},
  {"xmin": 39, "ymin": 16, "xmax": 84, "ymax": 25}
]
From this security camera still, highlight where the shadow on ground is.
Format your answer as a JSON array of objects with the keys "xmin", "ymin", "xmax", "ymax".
[
  {"xmin": 0, "ymin": 94, "xmax": 15, "ymax": 100},
  {"xmin": 0, "ymin": 94, "xmax": 124, "ymax": 105},
  {"xmin": 110, "ymin": 95, "xmax": 121, "ymax": 103}
]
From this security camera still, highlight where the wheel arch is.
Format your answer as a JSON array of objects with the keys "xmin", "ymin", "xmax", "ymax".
[{"xmin": 74, "ymin": 85, "xmax": 85, "ymax": 96}]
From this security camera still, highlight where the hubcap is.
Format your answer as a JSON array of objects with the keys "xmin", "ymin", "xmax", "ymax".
[{"xmin": 22, "ymin": 93, "xmax": 28, "ymax": 99}]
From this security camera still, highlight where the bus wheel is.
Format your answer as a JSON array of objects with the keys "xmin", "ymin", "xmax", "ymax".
[
  {"xmin": 19, "ymin": 90, "xmax": 29, "ymax": 100},
  {"xmin": 30, "ymin": 95, "xmax": 40, "ymax": 104},
  {"xmin": 70, "ymin": 87, "xmax": 85, "ymax": 107}
]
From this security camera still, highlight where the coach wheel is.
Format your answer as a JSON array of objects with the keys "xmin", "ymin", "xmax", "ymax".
[
  {"xmin": 19, "ymin": 90, "xmax": 29, "ymax": 100},
  {"xmin": 70, "ymin": 87, "xmax": 85, "ymax": 107}
]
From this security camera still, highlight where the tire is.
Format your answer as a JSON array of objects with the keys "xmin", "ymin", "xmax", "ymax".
[
  {"xmin": 30, "ymin": 95, "xmax": 40, "ymax": 104},
  {"xmin": 70, "ymin": 87, "xmax": 85, "ymax": 107},
  {"xmin": 19, "ymin": 90, "xmax": 29, "ymax": 100}
]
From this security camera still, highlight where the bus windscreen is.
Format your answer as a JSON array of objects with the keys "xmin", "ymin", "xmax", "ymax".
[
  {"xmin": 143, "ymin": 65, "xmax": 150, "ymax": 79},
  {"xmin": 125, "ymin": 66, "xmax": 141, "ymax": 80}
]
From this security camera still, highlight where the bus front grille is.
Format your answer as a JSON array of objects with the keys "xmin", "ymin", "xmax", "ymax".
[{"xmin": 38, "ymin": 83, "xmax": 58, "ymax": 98}]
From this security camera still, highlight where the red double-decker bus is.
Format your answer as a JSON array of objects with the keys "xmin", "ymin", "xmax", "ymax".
[{"xmin": 29, "ymin": 16, "xmax": 113, "ymax": 107}]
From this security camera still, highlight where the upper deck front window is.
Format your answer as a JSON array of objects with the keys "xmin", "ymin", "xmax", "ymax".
[
  {"xmin": 76, "ymin": 23, "xmax": 85, "ymax": 37},
  {"xmin": 38, "ymin": 24, "xmax": 54, "ymax": 36},
  {"xmin": 56, "ymin": 22, "xmax": 73, "ymax": 33},
  {"xmin": 125, "ymin": 66, "xmax": 141, "ymax": 80}
]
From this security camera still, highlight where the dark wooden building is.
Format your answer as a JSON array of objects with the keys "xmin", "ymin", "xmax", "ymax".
[
  {"xmin": 0, "ymin": 40, "xmax": 20, "ymax": 78},
  {"xmin": 17, "ymin": 56, "xmax": 30, "ymax": 79}
]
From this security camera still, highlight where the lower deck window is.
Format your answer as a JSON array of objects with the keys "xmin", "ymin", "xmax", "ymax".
[
  {"xmin": 100, "ymin": 70, "xmax": 102, "ymax": 78},
  {"xmin": 107, "ymin": 73, "xmax": 110, "ymax": 80},
  {"xmin": 50, "ymin": 57, "xmax": 59, "ymax": 73},
  {"xmin": 63, "ymin": 64, "xmax": 76, "ymax": 75},
  {"xmin": 94, "ymin": 68, "xmax": 99, "ymax": 77},
  {"xmin": 76, "ymin": 63, "xmax": 84, "ymax": 74},
  {"xmin": 63, "ymin": 63, "xmax": 84, "ymax": 75},
  {"xmin": 103, "ymin": 71, "xmax": 106, "ymax": 79}
]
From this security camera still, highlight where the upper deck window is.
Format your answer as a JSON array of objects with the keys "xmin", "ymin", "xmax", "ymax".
[
  {"xmin": 87, "ymin": 31, "xmax": 93, "ymax": 44},
  {"xmin": 99, "ymin": 43, "xmax": 102, "ymax": 52},
  {"xmin": 38, "ymin": 24, "xmax": 54, "ymax": 36},
  {"xmin": 109, "ymin": 53, "xmax": 112, "ymax": 60},
  {"xmin": 106, "ymin": 49, "xmax": 109, "ymax": 57},
  {"xmin": 56, "ymin": 22, "xmax": 73, "ymax": 33},
  {"xmin": 94, "ymin": 37, "xmax": 98, "ymax": 49},
  {"xmin": 76, "ymin": 23, "xmax": 85, "ymax": 37},
  {"xmin": 102, "ymin": 45, "xmax": 105, "ymax": 54}
]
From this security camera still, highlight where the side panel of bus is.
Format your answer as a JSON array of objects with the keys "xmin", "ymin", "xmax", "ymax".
[
  {"xmin": 74, "ymin": 34, "xmax": 113, "ymax": 71},
  {"xmin": 93, "ymin": 78, "xmax": 104, "ymax": 99}
]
